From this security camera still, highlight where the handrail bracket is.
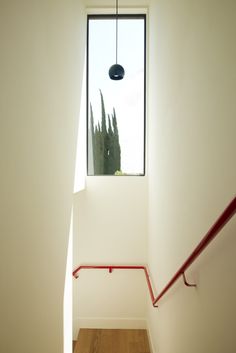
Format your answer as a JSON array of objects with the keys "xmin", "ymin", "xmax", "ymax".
[{"xmin": 182, "ymin": 272, "xmax": 196, "ymax": 287}]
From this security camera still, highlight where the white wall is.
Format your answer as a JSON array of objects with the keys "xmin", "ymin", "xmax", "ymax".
[
  {"xmin": 0, "ymin": 1, "xmax": 85, "ymax": 352},
  {"xmin": 148, "ymin": 0, "xmax": 236, "ymax": 352},
  {"xmin": 85, "ymin": 0, "xmax": 149, "ymax": 8},
  {"xmin": 73, "ymin": 177, "xmax": 148, "ymax": 335}
]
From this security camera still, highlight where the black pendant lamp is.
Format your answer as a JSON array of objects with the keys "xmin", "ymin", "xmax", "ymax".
[{"xmin": 108, "ymin": 0, "xmax": 125, "ymax": 80}]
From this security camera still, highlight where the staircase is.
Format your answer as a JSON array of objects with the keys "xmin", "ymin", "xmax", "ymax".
[{"xmin": 73, "ymin": 328, "xmax": 151, "ymax": 353}]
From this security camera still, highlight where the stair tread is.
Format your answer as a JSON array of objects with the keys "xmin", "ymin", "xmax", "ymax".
[{"xmin": 74, "ymin": 328, "xmax": 150, "ymax": 353}]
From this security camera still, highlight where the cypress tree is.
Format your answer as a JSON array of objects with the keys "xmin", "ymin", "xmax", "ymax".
[
  {"xmin": 112, "ymin": 108, "xmax": 121, "ymax": 172},
  {"xmin": 89, "ymin": 91, "xmax": 121, "ymax": 175},
  {"xmin": 106, "ymin": 114, "xmax": 115, "ymax": 174}
]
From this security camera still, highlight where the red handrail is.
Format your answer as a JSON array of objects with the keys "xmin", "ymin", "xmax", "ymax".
[
  {"xmin": 153, "ymin": 195, "xmax": 236, "ymax": 305},
  {"xmin": 73, "ymin": 196, "xmax": 236, "ymax": 307},
  {"xmin": 73, "ymin": 265, "xmax": 157, "ymax": 306}
]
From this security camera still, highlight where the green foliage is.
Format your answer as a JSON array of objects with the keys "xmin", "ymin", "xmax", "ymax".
[
  {"xmin": 114, "ymin": 170, "xmax": 127, "ymax": 176},
  {"xmin": 89, "ymin": 91, "xmax": 121, "ymax": 175}
]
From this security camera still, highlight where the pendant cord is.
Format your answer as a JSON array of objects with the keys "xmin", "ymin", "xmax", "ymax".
[{"xmin": 116, "ymin": 0, "xmax": 118, "ymax": 64}]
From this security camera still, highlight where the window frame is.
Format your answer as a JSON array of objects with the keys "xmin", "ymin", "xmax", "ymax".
[{"xmin": 86, "ymin": 14, "xmax": 146, "ymax": 176}]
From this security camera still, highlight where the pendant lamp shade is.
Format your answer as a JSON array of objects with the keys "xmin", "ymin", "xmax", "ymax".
[
  {"xmin": 109, "ymin": 64, "xmax": 125, "ymax": 80},
  {"xmin": 108, "ymin": 0, "xmax": 125, "ymax": 80}
]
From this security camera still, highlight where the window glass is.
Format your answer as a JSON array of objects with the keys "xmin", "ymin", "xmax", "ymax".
[{"xmin": 87, "ymin": 15, "xmax": 146, "ymax": 176}]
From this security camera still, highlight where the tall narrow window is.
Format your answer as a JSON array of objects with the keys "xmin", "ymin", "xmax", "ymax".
[{"xmin": 87, "ymin": 15, "xmax": 146, "ymax": 176}]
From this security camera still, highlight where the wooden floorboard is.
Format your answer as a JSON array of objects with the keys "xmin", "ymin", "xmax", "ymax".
[{"xmin": 74, "ymin": 329, "xmax": 150, "ymax": 353}]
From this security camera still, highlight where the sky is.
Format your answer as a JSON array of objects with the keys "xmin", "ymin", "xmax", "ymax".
[{"xmin": 88, "ymin": 17, "xmax": 145, "ymax": 174}]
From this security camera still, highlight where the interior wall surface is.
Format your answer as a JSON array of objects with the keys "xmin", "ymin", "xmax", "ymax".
[
  {"xmin": 0, "ymin": 1, "xmax": 85, "ymax": 352},
  {"xmin": 147, "ymin": 0, "xmax": 236, "ymax": 353},
  {"xmin": 73, "ymin": 177, "xmax": 148, "ymax": 335},
  {"xmin": 85, "ymin": 0, "xmax": 150, "ymax": 8}
]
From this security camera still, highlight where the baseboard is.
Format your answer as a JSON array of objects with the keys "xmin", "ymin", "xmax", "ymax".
[
  {"xmin": 77, "ymin": 317, "xmax": 147, "ymax": 329},
  {"xmin": 73, "ymin": 317, "xmax": 80, "ymax": 340},
  {"xmin": 146, "ymin": 321, "xmax": 157, "ymax": 353}
]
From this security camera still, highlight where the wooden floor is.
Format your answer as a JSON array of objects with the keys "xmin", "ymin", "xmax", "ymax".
[{"xmin": 74, "ymin": 329, "xmax": 151, "ymax": 353}]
